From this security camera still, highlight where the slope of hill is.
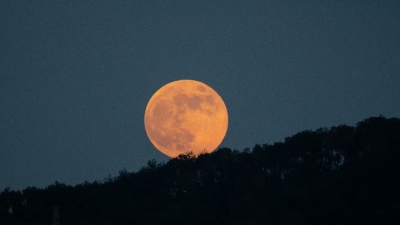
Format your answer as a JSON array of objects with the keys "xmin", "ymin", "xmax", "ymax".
[{"xmin": 1, "ymin": 116, "xmax": 399, "ymax": 224}]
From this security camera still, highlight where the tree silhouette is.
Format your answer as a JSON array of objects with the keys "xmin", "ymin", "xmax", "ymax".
[{"xmin": 1, "ymin": 116, "xmax": 399, "ymax": 224}]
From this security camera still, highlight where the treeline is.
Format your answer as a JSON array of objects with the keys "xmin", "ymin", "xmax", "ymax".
[{"xmin": 1, "ymin": 116, "xmax": 399, "ymax": 224}]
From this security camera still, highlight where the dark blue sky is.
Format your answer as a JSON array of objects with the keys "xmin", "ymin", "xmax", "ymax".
[{"xmin": 1, "ymin": 0, "xmax": 399, "ymax": 191}]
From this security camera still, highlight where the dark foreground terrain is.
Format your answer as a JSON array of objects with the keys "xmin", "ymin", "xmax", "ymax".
[{"xmin": 1, "ymin": 116, "xmax": 399, "ymax": 224}]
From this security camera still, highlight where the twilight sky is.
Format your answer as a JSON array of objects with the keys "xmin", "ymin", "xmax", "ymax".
[{"xmin": 1, "ymin": 0, "xmax": 399, "ymax": 191}]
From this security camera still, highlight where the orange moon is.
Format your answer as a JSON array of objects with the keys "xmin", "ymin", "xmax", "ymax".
[{"xmin": 144, "ymin": 80, "xmax": 228, "ymax": 158}]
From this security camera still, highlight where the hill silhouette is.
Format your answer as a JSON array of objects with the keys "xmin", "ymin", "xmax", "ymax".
[{"xmin": 1, "ymin": 116, "xmax": 399, "ymax": 224}]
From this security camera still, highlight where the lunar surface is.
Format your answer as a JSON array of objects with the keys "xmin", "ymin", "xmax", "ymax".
[{"xmin": 144, "ymin": 80, "xmax": 228, "ymax": 158}]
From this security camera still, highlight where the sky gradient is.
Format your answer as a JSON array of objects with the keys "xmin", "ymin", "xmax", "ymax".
[{"xmin": 1, "ymin": 0, "xmax": 399, "ymax": 190}]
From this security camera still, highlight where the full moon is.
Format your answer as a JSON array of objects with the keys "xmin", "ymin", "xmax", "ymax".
[{"xmin": 144, "ymin": 80, "xmax": 228, "ymax": 158}]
